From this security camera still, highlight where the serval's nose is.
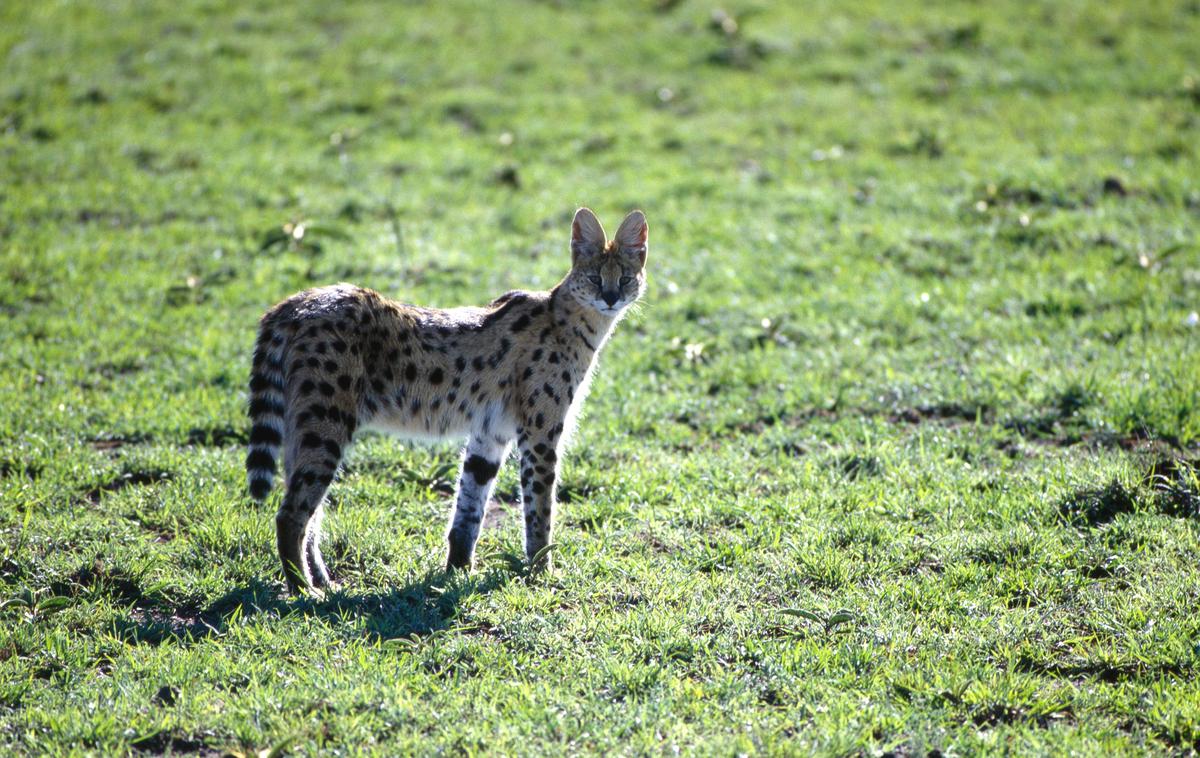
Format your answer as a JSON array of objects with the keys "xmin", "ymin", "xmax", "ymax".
[{"xmin": 601, "ymin": 290, "xmax": 620, "ymax": 307}]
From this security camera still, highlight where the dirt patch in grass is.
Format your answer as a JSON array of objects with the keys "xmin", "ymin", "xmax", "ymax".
[
  {"xmin": 1058, "ymin": 464, "xmax": 1200, "ymax": 528},
  {"xmin": 0, "ymin": 557, "xmax": 23, "ymax": 584},
  {"xmin": 185, "ymin": 425, "xmax": 247, "ymax": 447},
  {"xmin": 130, "ymin": 730, "xmax": 221, "ymax": 756},
  {"xmin": 51, "ymin": 559, "xmax": 149, "ymax": 607},
  {"xmin": 482, "ymin": 497, "xmax": 515, "ymax": 530},
  {"xmin": 121, "ymin": 605, "xmax": 221, "ymax": 645},
  {"xmin": 0, "ymin": 459, "xmax": 42, "ymax": 480},
  {"xmin": 123, "ymin": 513, "xmax": 180, "ymax": 543},
  {"xmin": 890, "ymin": 403, "xmax": 991, "ymax": 425},
  {"xmin": 1058, "ymin": 479, "xmax": 1137, "ymax": 526},
  {"xmin": 557, "ymin": 481, "xmax": 599, "ymax": 504},
  {"xmin": 89, "ymin": 434, "xmax": 153, "ymax": 452},
  {"xmin": 1034, "ymin": 659, "xmax": 1192, "ymax": 683},
  {"xmin": 969, "ymin": 703, "xmax": 1074, "ymax": 729},
  {"xmin": 1144, "ymin": 457, "xmax": 1200, "ymax": 518},
  {"xmin": 84, "ymin": 470, "xmax": 172, "ymax": 504},
  {"xmin": 834, "ymin": 454, "xmax": 884, "ymax": 480}
]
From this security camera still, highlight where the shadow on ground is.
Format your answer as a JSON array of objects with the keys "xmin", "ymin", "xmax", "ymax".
[{"xmin": 113, "ymin": 556, "xmax": 522, "ymax": 646}]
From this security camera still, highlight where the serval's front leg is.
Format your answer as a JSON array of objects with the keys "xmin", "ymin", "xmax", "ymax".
[
  {"xmin": 516, "ymin": 424, "xmax": 563, "ymax": 573},
  {"xmin": 445, "ymin": 436, "xmax": 510, "ymax": 571}
]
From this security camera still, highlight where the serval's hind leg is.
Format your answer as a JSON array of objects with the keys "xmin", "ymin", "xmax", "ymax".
[
  {"xmin": 305, "ymin": 501, "xmax": 334, "ymax": 589},
  {"xmin": 278, "ymin": 422, "xmax": 350, "ymax": 594}
]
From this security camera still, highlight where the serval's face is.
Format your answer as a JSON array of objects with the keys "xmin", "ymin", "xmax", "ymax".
[{"xmin": 566, "ymin": 208, "xmax": 648, "ymax": 317}]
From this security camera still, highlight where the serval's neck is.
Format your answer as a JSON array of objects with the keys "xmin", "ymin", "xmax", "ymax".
[{"xmin": 550, "ymin": 282, "xmax": 618, "ymax": 358}]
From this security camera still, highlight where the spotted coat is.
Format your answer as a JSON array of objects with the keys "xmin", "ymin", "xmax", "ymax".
[{"xmin": 246, "ymin": 208, "xmax": 648, "ymax": 593}]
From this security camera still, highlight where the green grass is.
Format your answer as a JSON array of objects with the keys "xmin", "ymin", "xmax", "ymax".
[{"xmin": 2, "ymin": 0, "xmax": 1199, "ymax": 753}]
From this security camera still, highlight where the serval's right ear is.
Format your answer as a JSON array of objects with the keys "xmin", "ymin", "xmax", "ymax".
[
  {"xmin": 614, "ymin": 210, "xmax": 648, "ymax": 267},
  {"xmin": 571, "ymin": 207, "xmax": 606, "ymax": 265}
]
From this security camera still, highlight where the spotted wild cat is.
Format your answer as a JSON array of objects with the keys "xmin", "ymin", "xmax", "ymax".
[{"xmin": 245, "ymin": 208, "xmax": 648, "ymax": 593}]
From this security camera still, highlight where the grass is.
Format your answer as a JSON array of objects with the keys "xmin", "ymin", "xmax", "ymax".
[{"xmin": 1, "ymin": 0, "xmax": 1199, "ymax": 753}]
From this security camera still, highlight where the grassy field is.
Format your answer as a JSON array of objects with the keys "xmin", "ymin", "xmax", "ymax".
[{"xmin": 2, "ymin": 0, "xmax": 1199, "ymax": 753}]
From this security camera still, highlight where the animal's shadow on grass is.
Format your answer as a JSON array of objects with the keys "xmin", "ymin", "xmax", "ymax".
[{"xmin": 114, "ymin": 557, "xmax": 521, "ymax": 647}]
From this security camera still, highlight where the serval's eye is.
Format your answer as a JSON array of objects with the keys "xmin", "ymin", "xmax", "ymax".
[
  {"xmin": 588, "ymin": 275, "xmax": 602, "ymax": 287},
  {"xmin": 619, "ymin": 276, "xmax": 633, "ymax": 287}
]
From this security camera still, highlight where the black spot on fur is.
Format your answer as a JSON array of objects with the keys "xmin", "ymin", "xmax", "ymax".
[
  {"xmin": 478, "ymin": 294, "xmax": 530, "ymax": 331},
  {"xmin": 511, "ymin": 314, "xmax": 531, "ymax": 333},
  {"xmin": 299, "ymin": 380, "xmax": 316, "ymax": 395},
  {"xmin": 430, "ymin": 367, "xmax": 444, "ymax": 384},
  {"xmin": 455, "ymin": 357, "xmax": 466, "ymax": 372},
  {"xmin": 405, "ymin": 363, "xmax": 417, "ymax": 381},
  {"xmin": 302, "ymin": 432, "xmax": 323, "ymax": 448},
  {"xmin": 318, "ymin": 381, "xmax": 335, "ymax": 397},
  {"xmin": 463, "ymin": 455, "xmax": 500, "ymax": 485},
  {"xmin": 340, "ymin": 375, "xmax": 354, "ymax": 391},
  {"xmin": 324, "ymin": 440, "xmax": 341, "ymax": 458}
]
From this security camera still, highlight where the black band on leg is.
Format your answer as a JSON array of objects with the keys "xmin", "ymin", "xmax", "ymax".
[{"xmin": 463, "ymin": 455, "xmax": 500, "ymax": 485}]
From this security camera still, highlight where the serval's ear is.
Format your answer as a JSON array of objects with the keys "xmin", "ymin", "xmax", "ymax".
[
  {"xmin": 571, "ymin": 207, "xmax": 606, "ymax": 264},
  {"xmin": 614, "ymin": 210, "xmax": 648, "ymax": 266}
]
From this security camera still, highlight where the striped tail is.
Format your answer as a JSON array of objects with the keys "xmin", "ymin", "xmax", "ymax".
[{"xmin": 246, "ymin": 319, "xmax": 287, "ymax": 500}]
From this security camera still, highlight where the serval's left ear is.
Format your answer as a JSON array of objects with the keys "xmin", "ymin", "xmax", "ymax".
[
  {"xmin": 571, "ymin": 207, "xmax": 607, "ymax": 265},
  {"xmin": 614, "ymin": 210, "xmax": 648, "ymax": 266}
]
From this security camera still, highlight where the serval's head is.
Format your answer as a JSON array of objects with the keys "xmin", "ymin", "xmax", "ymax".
[{"xmin": 565, "ymin": 208, "xmax": 648, "ymax": 318}]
